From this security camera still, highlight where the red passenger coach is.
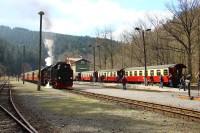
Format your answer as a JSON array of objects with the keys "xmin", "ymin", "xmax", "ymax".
[
  {"xmin": 98, "ymin": 69, "xmax": 118, "ymax": 82},
  {"xmin": 124, "ymin": 64, "xmax": 186, "ymax": 86},
  {"xmin": 77, "ymin": 64, "xmax": 186, "ymax": 87},
  {"xmin": 80, "ymin": 71, "xmax": 94, "ymax": 81},
  {"xmin": 24, "ymin": 70, "xmax": 38, "ymax": 83}
]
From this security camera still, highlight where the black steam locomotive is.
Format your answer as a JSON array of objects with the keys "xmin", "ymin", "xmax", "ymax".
[{"xmin": 24, "ymin": 62, "xmax": 73, "ymax": 89}]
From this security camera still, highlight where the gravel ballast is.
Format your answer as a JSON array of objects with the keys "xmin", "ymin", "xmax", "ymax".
[{"xmin": 11, "ymin": 80, "xmax": 200, "ymax": 133}]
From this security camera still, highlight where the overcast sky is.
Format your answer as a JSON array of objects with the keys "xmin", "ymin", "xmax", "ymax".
[{"xmin": 0, "ymin": 0, "xmax": 175, "ymax": 39}]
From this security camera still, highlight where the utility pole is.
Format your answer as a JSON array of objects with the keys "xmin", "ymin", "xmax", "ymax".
[
  {"xmin": 37, "ymin": 11, "xmax": 44, "ymax": 91},
  {"xmin": 17, "ymin": 46, "xmax": 20, "ymax": 82},
  {"xmin": 198, "ymin": 17, "xmax": 200, "ymax": 96},
  {"xmin": 22, "ymin": 45, "xmax": 25, "ymax": 84},
  {"xmin": 135, "ymin": 27, "xmax": 151, "ymax": 86},
  {"xmin": 142, "ymin": 30, "xmax": 147, "ymax": 86}
]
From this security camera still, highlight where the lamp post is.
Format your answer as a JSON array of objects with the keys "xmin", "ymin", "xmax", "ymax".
[
  {"xmin": 37, "ymin": 11, "xmax": 44, "ymax": 91},
  {"xmin": 135, "ymin": 27, "xmax": 151, "ymax": 86},
  {"xmin": 22, "ymin": 45, "xmax": 25, "ymax": 84}
]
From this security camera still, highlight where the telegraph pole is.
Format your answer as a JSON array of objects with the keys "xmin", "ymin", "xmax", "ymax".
[
  {"xmin": 17, "ymin": 46, "xmax": 20, "ymax": 82},
  {"xmin": 142, "ymin": 30, "xmax": 147, "ymax": 86},
  {"xmin": 37, "ymin": 11, "xmax": 44, "ymax": 91},
  {"xmin": 198, "ymin": 17, "xmax": 200, "ymax": 96},
  {"xmin": 135, "ymin": 27, "xmax": 151, "ymax": 86},
  {"xmin": 22, "ymin": 45, "xmax": 25, "ymax": 84}
]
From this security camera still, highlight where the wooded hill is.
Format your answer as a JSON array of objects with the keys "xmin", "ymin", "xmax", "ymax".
[{"xmin": 0, "ymin": 25, "xmax": 98, "ymax": 75}]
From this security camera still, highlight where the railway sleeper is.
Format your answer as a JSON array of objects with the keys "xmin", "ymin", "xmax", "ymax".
[{"xmin": 70, "ymin": 90, "xmax": 200, "ymax": 122}]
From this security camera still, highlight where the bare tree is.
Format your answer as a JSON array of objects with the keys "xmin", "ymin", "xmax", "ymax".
[
  {"xmin": 148, "ymin": 16, "xmax": 168, "ymax": 65},
  {"xmin": 107, "ymin": 28, "xmax": 115, "ymax": 69},
  {"xmin": 198, "ymin": 17, "xmax": 200, "ymax": 73},
  {"xmin": 95, "ymin": 28, "xmax": 102, "ymax": 69},
  {"xmin": 119, "ymin": 31, "xmax": 132, "ymax": 67},
  {"xmin": 101, "ymin": 28, "xmax": 109, "ymax": 69},
  {"xmin": 130, "ymin": 32, "xmax": 144, "ymax": 66},
  {"xmin": 163, "ymin": 0, "xmax": 200, "ymax": 75}
]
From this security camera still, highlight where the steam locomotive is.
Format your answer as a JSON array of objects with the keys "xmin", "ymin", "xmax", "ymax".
[
  {"xmin": 75, "ymin": 64, "xmax": 186, "ymax": 87},
  {"xmin": 23, "ymin": 62, "xmax": 73, "ymax": 89}
]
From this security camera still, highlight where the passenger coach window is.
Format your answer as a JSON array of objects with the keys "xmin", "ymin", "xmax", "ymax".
[
  {"xmin": 157, "ymin": 70, "xmax": 161, "ymax": 76},
  {"xmin": 134, "ymin": 71, "xmax": 137, "ymax": 76},
  {"xmin": 125, "ymin": 72, "xmax": 128, "ymax": 76},
  {"xmin": 130, "ymin": 71, "xmax": 132, "ymax": 76},
  {"xmin": 139, "ymin": 71, "xmax": 143, "ymax": 76},
  {"xmin": 150, "ymin": 70, "xmax": 154, "ymax": 76},
  {"xmin": 164, "ymin": 69, "xmax": 168, "ymax": 75},
  {"xmin": 113, "ymin": 72, "xmax": 116, "ymax": 76}
]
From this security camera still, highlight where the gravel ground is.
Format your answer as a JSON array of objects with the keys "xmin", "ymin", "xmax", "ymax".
[{"xmin": 11, "ymin": 80, "xmax": 200, "ymax": 133}]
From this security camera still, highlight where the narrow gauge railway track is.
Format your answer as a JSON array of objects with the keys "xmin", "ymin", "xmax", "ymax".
[
  {"xmin": 0, "ymin": 81, "xmax": 38, "ymax": 133},
  {"xmin": 0, "ymin": 80, "xmax": 7, "ymax": 92},
  {"xmin": 69, "ymin": 90, "xmax": 200, "ymax": 122}
]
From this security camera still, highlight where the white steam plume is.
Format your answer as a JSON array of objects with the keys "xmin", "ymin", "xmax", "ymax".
[{"xmin": 44, "ymin": 39, "xmax": 54, "ymax": 66}]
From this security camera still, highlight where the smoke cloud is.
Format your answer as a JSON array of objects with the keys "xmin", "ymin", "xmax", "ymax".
[{"xmin": 44, "ymin": 39, "xmax": 54, "ymax": 66}]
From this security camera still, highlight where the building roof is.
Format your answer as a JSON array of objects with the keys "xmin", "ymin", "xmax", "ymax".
[
  {"xmin": 68, "ymin": 58, "xmax": 83, "ymax": 62},
  {"xmin": 65, "ymin": 57, "xmax": 90, "ymax": 65}
]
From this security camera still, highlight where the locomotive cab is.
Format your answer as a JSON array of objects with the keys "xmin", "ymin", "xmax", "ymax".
[{"xmin": 169, "ymin": 64, "xmax": 186, "ymax": 87}]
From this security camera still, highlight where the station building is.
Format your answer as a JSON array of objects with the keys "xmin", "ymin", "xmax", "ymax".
[{"xmin": 65, "ymin": 57, "xmax": 90, "ymax": 78}]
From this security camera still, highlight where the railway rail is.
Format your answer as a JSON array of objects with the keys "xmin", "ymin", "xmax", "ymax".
[
  {"xmin": 69, "ymin": 89, "xmax": 200, "ymax": 122},
  {"xmin": 0, "ymin": 80, "xmax": 38, "ymax": 133}
]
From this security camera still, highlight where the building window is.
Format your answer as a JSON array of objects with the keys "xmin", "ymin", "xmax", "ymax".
[{"xmin": 80, "ymin": 61, "xmax": 85, "ymax": 64}]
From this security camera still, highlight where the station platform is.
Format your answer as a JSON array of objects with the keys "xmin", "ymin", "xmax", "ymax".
[
  {"xmin": 74, "ymin": 81, "xmax": 199, "ymax": 92},
  {"xmin": 74, "ymin": 81, "xmax": 200, "ymax": 111}
]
